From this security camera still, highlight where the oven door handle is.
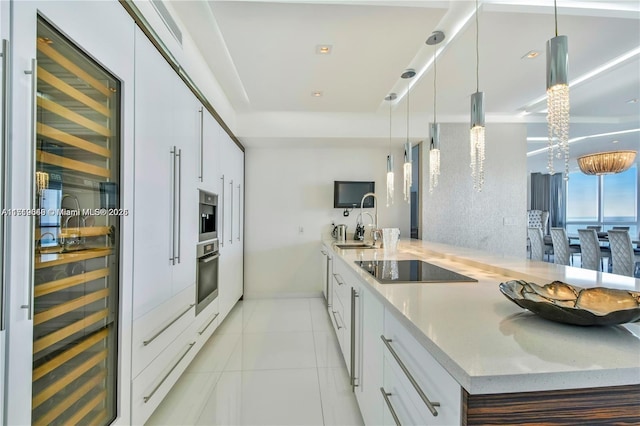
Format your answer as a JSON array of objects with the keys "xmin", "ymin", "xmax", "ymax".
[{"xmin": 201, "ymin": 253, "xmax": 220, "ymax": 263}]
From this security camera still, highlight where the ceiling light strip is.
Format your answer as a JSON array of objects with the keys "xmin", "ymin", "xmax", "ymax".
[{"xmin": 526, "ymin": 128, "xmax": 640, "ymax": 156}]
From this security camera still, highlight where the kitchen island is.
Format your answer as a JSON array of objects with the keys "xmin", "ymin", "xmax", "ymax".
[{"xmin": 321, "ymin": 238, "xmax": 640, "ymax": 425}]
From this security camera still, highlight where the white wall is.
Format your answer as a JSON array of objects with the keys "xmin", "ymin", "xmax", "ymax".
[
  {"xmin": 422, "ymin": 123, "xmax": 528, "ymax": 257},
  {"xmin": 245, "ymin": 145, "xmax": 410, "ymax": 298}
]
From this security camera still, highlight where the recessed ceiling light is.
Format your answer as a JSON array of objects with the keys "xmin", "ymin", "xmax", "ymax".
[
  {"xmin": 627, "ymin": 98, "xmax": 638, "ymax": 104},
  {"xmin": 316, "ymin": 45, "xmax": 332, "ymax": 55},
  {"xmin": 612, "ymin": 140, "xmax": 619, "ymax": 143},
  {"xmin": 522, "ymin": 50, "xmax": 540, "ymax": 59},
  {"xmin": 312, "ymin": 91, "xmax": 323, "ymax": 97}
]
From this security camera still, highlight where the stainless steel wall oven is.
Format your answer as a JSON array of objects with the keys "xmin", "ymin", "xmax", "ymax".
[{"xmin": 196, "ymin": 239, "xmax": 219, "ymax": 315}]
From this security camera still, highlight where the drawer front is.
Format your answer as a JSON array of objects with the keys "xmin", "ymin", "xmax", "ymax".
[
  {"xmin": 383, "ymin": 311, "xmax": 461, "ymax": 425},
  {"xmin": 132, "ymin": 285, "xmax": 196, "ymax": 378},
  {"xmin": 382, "ymin": 356, "xmax": 429, "ymax": 426},
  {"xmin": 131, "ymin": 327, "xmax": 198, "ymax": 425}
]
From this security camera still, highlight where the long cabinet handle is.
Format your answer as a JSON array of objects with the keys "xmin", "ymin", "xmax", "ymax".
[
  {"xmin": 380, "ymin": 387, "xmax": 401, "ymax": 426},
  {"xmin": 237, "ymin": 183, "xmax": 241, "ymax": 241},
  {"xmin": 144, "ymin": 341, "xmax": 196, "ymax": 403},
  {"xmin": 197, "ymin": 312, "xmax": 219, "ymax": 335},
  {"xmin": 170, "ymin": 147, "xmax": 177, "ymax": 264},
  {"xmin": 143, "ymin": 304, "xmax": 194, "ymax": 346},
  {"xmin": 380, "ymin": 335, "xmax": 440, "ymax": 416},
  {"xmin": 331, "ymin": 310, "xmax": 343, "ymax": 330},
  {"xmin": 350, "ymin": 287, "xmax": 359, "ymax": 391},
  {"xmin": 220, "ymin": 175, "xmax": 225, "ymax": 247},
  {"xmin": 0, "ymin": 39, "xmax": 8, "ymax": 330},
  {"xmin": 333, "ymin": 273, "xmax": 344, "ymax": 286},
  {"xmin": 229, "ymin": 179, "xmax": 233, "ymax": 244},
  {"xmin": 176, "ymin": 148, "xmax": 182, "ymax": 263},
  {"xmin": 21, "ymin": 58, "xmax": 37, "ymax": 320},
  {"xmin": 198, "ymin": 107, "xmax": 203, "ymax": 182}
]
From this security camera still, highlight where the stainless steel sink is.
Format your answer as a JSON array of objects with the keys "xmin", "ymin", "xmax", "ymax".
[{"xmin": 335, "ymin": 243, "xmax": 377, "ymax": 249}]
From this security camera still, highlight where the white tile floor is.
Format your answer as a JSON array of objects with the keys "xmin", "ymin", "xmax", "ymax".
[{"xmin": 146, "ymin": 297, "xmax": 364, "ymax": 426}]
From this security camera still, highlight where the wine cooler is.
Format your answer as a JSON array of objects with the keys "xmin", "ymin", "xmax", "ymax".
[{"xmin": 31, "ymin": 18, "xmax": 120, "ymax": 426}]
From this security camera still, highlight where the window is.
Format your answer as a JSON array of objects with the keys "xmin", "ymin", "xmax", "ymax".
[{"xmin": 566, "ymin": 165, "xmax": 638, "ymax": 237}]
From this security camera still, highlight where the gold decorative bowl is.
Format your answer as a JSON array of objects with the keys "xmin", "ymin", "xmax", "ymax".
[{"xmin": 499, "ymin": 280, "xmax": 640, "ymax": 326}]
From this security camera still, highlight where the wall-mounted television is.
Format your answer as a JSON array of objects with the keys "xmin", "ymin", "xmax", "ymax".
[{"xmin": 334, "ymin": 181, "xmax": 375, "ymax": 208}]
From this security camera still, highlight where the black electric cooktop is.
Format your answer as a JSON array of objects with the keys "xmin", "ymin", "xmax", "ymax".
[{"xmin": 355, "ymin": 260, "xmax": 477, "ymax": 284}]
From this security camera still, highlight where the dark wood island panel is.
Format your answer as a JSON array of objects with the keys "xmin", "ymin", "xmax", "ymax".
[{"xmin": 462, "ymin": 384, "xmax": 640, "ymax": 425}]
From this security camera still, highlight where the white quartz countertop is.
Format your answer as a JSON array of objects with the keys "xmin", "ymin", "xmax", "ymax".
[{"xmin": 324, "ymin": 238, "xmax": 640, "ymax": 395}]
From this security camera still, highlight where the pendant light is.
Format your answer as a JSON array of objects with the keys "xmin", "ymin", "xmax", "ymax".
[
  {"xmin": 401, "ymin": 69, "xmax": 416, "ymax": 203},
  {"xmin": 546, "ymin": 0, "xmax": 570, "ymax": 180},
  {"xmin": 470, "ymin": 0, "xmax": 485, "ymax": 192},
  {"xmin": 385, "ymin": 93, "xmax": 397, "ymax": 207},
  {"xmin": 426, "ymin": 31, "xmax": 445, "ymax": 194}
]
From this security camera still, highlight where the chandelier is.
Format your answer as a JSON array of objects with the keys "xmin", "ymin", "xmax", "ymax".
[
  {"xmin": 426, "ymin": 31, "xmax": 445, "ymax": 193},
  {"xmin": 470, "ymin": 0, "xmax": 485, "ymax": 191},
  {"xmin": 546, "ymin": 0, "xmax": 570, "ymax": 180},
  {"xmin": 577, "ymin": 151, "xmax": 636, "ymax": 175},
  {"xmin": 401, "ymin": 69, "xmax": 415, "ymax": 203}
]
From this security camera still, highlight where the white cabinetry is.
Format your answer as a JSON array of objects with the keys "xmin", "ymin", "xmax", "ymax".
[
  {"xmin": 326, "ymin": 250, "xmax": 461, "ymax": 426},
  {"xmin": 218, "ymin": 131, "xmax": 244, "ymax": 320},
  {"xmin": 354, "ymin": 282, "xmax": 384, "ymax": 426},
  {"xmin": 320, "ymin": 244, "xmax": 333, "ymax": 305},
  {"xmin": 132, "ymin": 28, "xmax": 198, "ymax": 320},
  {"xmin": 381, "ymin": 311, "xmax": 461, "ymax": 425}
]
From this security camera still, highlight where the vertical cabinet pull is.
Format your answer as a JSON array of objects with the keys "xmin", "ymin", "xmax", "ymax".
[
  {"xmin": 170, "ymin": 147, "xmax": 177, "ymax": 264},
  {"xmin": 176, "ymin": 148, "xmax": 182, "ymax": 263},
  {"xmin": 237, "ymin": 184, "xmax": 241, "ymax": 241},
  {"xmin": 380, "ymin": 387, "xmax": 401, "ymax": 426},
  {"xmin": 380, "ymin": 335, "xmax": 440, "ymax": 416},
  {"xmin": 198, "ymin": 107, "xmax": 203, "ymax": 182},
  {"xmin": 229, "ymin": 179, "xmax": 233, "ymax": 244},
  {"xmin": 22, "ymin": 58, "xmax": 37, "ymax": 320},
  {"xmin": 0, "ymin": 39, "xmax": 8, "ymax": 329},
  {"xmin": 220, "ymin": 175, "xmax": 225, "ymax": 247},
  {"xmin": 350, "ymin": 287, "xmax": 359, "ymax": 391}
]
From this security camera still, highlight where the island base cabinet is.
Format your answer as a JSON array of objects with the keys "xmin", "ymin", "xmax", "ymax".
[
  {"xmin": 462, "ymin": 384, "xmax": 640, "ymax": 425},
  {"xmin": 383, "ymin": 311, "xmax": 462, "ymax": 425},
  {"xmin": 354, "ymin": 285, "xmax": 384, "ymax": 426}
]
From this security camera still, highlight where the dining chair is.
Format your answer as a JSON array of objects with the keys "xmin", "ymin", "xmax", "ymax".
[
  {"xmin": 578, "ymin": 229, "xmax": 610, "ymax": 271},
  {"xmin": 608, "ymin": 230, "xmax": 640, "ymax": 277},
  {"xmin": 550, "ymin": 228, "xmax": 580, "ymax": 266},
  {"xmin": 612, "ymin": 226, "xmax": 630, "ymax": 231},
  {"xmin": 528, "ymin": 227, "xmax": 552, "ymax": 261},
  {"xmin": 586, "ymin": 225, "xmax": 601, "ymax": 231}
]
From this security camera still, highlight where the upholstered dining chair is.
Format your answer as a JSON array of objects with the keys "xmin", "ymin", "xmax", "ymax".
[
  {"xmin": 550, "ymin": 228, "xmax": 580, "ymax": 266},
  {"xmin": 527, "ymin": 210, "xmax": 549, "ymax": 235},
  {"xmin": 528, "ymin": 227, "xmax": 547, "ymax": 261},
  {"xmin": 608, "ymin": 230, "xmax": 640, "ymax": 277},
  {"xmin": 578, "ymin": 229, "xmax": 610, "ymax": 271}
]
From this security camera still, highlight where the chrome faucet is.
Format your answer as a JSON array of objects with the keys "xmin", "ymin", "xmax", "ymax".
[{"xmin": 360, "ymin": 192, "xmax": 380, "ymax": 246}]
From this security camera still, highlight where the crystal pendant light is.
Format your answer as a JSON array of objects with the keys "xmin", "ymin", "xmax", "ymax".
[
  {"xmin": 401, "ymin": 69, "xmax": 416, "ymax": 203},
  {"xmin": 429, "ymin": 123, "xmax": 440, "ymax": 194},
  {"xmin": 426, "ymin": 31, "xmax": 444, "ymax": 193},
  {"xmin": 470, "ymin": 0, "xmax": 485, "ymax": 191},
  {"xmin": 385, "ymin": 93, "xmax": 397, "ymax": 207},
  {"xmin": 546, "ymin": 0, "xmax": 570, "ymax": 180}
]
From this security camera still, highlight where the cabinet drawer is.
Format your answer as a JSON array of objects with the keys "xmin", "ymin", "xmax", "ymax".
[
  {"xmin": 382, "ymin": 356, "xmax": 429, "ymax": 426},
  {"xmin": 383, "ymin": 311, "xmax": 461, "ymax": 425},
  {"xmin": 131, "ymin": 329, "xmax": 198, "ymax": 425},
  {"xmin": 132, "ymin": 285, "xmax": 196, "ymax": 378}
]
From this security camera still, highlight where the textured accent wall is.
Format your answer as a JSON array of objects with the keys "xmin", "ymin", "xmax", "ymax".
[
  {"xmin": 422, "ymin": 123, "xmax": 527, "ymax": 257},
  {"xmin": 245, "ymin": 146, "xmax": 410, "ymax": 298}
]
